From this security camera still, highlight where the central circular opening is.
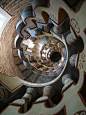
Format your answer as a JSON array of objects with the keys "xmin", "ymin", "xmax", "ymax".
[{"xmin": 50, "ymin": 52, "xmax": 61, "ymax": 62}]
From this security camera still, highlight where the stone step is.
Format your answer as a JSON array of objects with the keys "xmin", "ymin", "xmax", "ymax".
[
  {"xmin": 13, "ymin": 49, "xmax": 18, "ymax": 57},
  {"xmin": 14, "ymin": 57, "xmax": 23, "ymax": 65},
  {"xmin": 22, "ymin": 69, "xmax": 32, "ymax": 79},
  {"xmin": 14, "ymin": 35, "xmax": 23, "ymax": 49},
  {"xmin": 21, "ymin": 6, "xmax": 34, "ymax": 23},
  {"xmin": 17, "ymin": 63, "xmax": 26, "ymax": 72},
  {"xmin": 32, "ymin": 0, "xmax": 49, "ymax": 9},
  {"xmin": 33, "ymin": 74, "xmax": 41, "ymax": 83},
  {"xmin": 12, "ymin": 43, "xmax": 16, "ymax": 49},
  {"xmin": 25, "ymin": 72, "xmax": 39, "ymax": 83}
]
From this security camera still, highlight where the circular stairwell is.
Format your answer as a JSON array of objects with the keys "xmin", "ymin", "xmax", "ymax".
[{"xmin": 13, "ymin": 0, "xmax": 84, "ymax": 89}]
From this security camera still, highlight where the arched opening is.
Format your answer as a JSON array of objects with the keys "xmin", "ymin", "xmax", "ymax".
[
  {"xmin": 41, "ymin": 11, "xmax": 49, "ymax": 24},
  {"xmin": 31, "ymin": 19, "xmax": 37, "ymax": 27},
  {"xmin": 58, "ymin": 8, "xmax": 68, "ymax": 25}
]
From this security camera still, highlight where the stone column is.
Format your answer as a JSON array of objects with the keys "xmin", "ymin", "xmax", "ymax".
[
  {"xmin": 53, "ymin": 25, "xmax": 63, "ymax": 34},
  {"xmin": 69, "ymin": 54, "xmax": 77, "ymax": 67},
  {"xmin": 22, "ymin": 88, "xmax": 36, "ymax": 112},
  {"xmin": 35, "ymin": 28, "xmax": 42, "ymax": 35},
  {"xmin": 43, "ymin": 86, "xmax": 55, "ymax": 98},
  {"xmin": 62, "ymin": 74, "xmax": 74, "ymax": 92},
  {"xmin": 43, "ymin": 23, "xmax": 52, "ymax": 33},
  {"xmin": 36, "ymin": 86, "xmax": 55, "ymax": 107},
  {"xmin": 66, "ymin": 33, "xmax": 77, "ymax": 45},
  {"xmin": 0, "ymin": 86, "xmax": 8, "ymax": 100}
]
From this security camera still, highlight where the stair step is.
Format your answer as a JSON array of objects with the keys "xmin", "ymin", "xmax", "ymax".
[
  {"xmin": 14, "ymin": 57, "xmax": 23, "ymax": 65},
  {"xmin": 28, "ymin": 73, "xmax": 39, "ymax": 83},
  {"xmin": 12, "ymin": 43, "xmax": 16, "ymax": 49},
  {"xmin": 18, "ymin": 49, "xmax": 27, "ymax": 61},
  {"xmin": 21, "ymin": 6, "xmax": 34, "ymax": 23},
  {"xmin": 18, "ymin": 64, "xmax": 26, "ymax": 72},
  {"xmin": 13, "ymin": 49, "xmax": 18, "ymax": 57},
  {"xmin": 32, "ymin": 0, "xmax": 49, "ymax": 9},
  {"xmin": 22, "ymin": 69, "xmax": 32, "ymax": 79},
  {"xmin": 14, "ymin": 35, "xmax": 23, "ymax": 49},
  {"xmin": 36, "ymin": 75, "xmax": 54, "ymax": 83},
  {"xmin": 23, "ymin": 61, "xmax": 32, "ymax": 69},
  {"xmin": 34, "ymin": 74, "xmax": 40, "ymax": 83}
]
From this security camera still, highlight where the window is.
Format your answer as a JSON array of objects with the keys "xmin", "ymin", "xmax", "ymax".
[{"xmin": 0, "ymin": 7, "xmax": 12, "ymax": 38}]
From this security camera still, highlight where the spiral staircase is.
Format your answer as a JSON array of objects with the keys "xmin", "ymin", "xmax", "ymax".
[
  {"xmin": 12, "ymin": 0, "xmax": 84, "ymax": 87},
  {"xmin": 0, "ymin": 0, "xmax": 86, "ymax": 115}
]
